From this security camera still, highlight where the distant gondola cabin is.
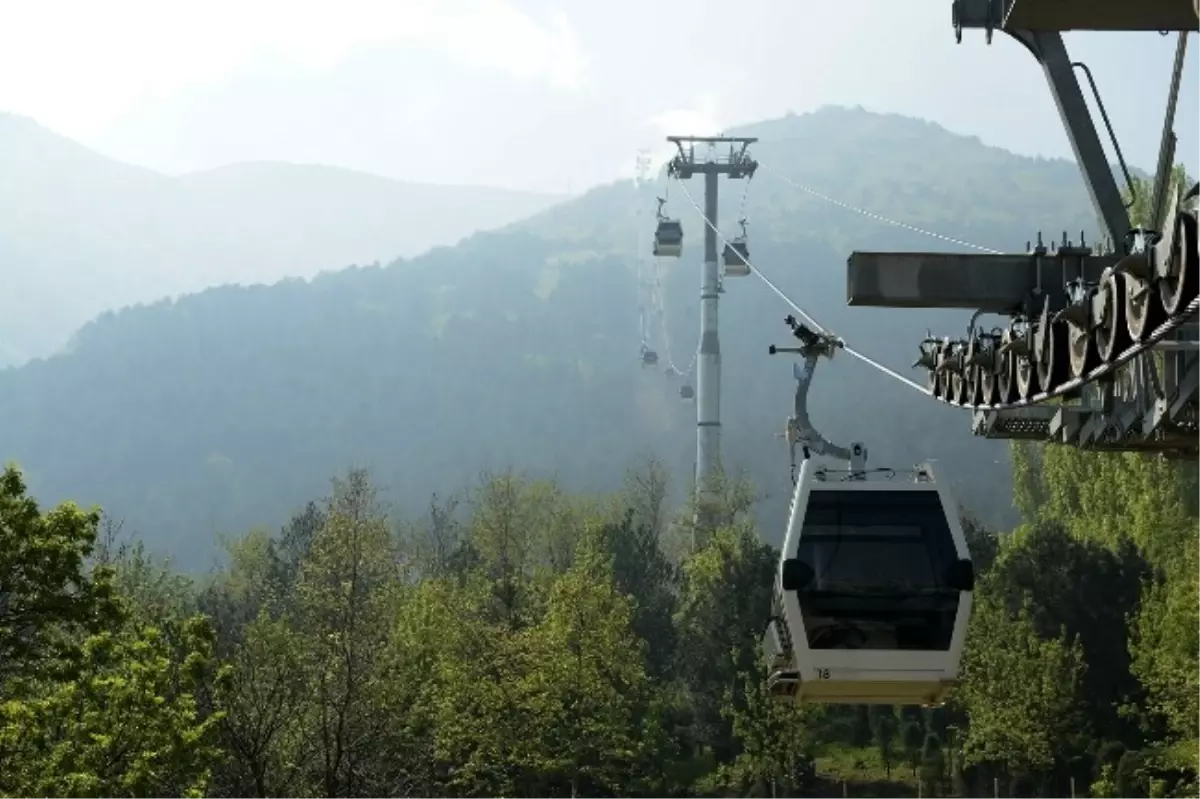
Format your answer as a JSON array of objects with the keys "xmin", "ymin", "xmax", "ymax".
[
  {"xmin": 723, "ymin": 240, "xmax": 751, "ymax": 276},
  {"xmin": 654, "ymin": 220, "xmax": 683, "ymax": 258}
]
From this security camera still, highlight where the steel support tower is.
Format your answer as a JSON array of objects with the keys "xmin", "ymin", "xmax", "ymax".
[
  {"xmin": 843, "ymin": 0, "xmax": 1198, "ymax": 456},
  {"xmin": 666, "ymin": 136, "xmax": 758, "ymax": 532}
]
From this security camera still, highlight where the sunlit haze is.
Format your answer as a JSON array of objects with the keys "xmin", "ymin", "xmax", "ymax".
[{"xmin": 2, "ymin": 0, "xmax": 1195, "ymax": 193}]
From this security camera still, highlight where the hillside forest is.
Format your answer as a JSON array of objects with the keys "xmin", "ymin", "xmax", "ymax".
[
  {"xmin": 1, "ymin": 443, "xmax": 1196, "ymax": 797},
  {"xmin": 0, "ymin": 108, "xmax": 1113, "ymax": 568}
]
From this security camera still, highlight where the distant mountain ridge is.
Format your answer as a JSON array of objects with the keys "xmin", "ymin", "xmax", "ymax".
[
  {"xmin": 0, "ymin": 112, "xmax": 567, "ymax": 365},
  {"xmin": 0, "ymin": 106, "xmax": 1102, "ymax": 568}
]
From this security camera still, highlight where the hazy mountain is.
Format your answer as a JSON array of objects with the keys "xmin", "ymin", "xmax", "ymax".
[
  {"xmin": 0, "ymin": 106, "xmax": 1099, "ymax": 568},
  {"xmin": 0, "ymin": 112, "xmax": 566, "ymax": 365}
]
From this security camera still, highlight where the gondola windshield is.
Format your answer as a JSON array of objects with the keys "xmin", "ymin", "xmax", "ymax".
[{"xmin": 793, "ymin": 489, "xmax": 961, "ymax": 652}]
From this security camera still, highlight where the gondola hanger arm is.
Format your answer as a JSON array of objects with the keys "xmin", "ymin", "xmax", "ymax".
[{"xmin": 769, "ymin": 316, "xmax": 867, "ymax": 478}]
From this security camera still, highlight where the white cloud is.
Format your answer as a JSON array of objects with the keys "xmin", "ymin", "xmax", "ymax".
[
  {"xmin": 609, "ymin": 95, "xmax": 733, "ymax": 190},
  {"xmin": 409, "ymin": 0, "xmax": 590, "ymax": 91},
  {"xmin": 647, "ymin": 94, "xmax": 720, "ymax": 140},
  {"xmin": 0, "ymin": 0, "xmax": 590, "ymax": 139},
  {"xmin": 644, "ymin": 93, "xmax": 723, "ymax": 171}
]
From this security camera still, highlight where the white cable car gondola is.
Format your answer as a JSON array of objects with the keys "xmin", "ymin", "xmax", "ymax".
[
  {"xmin": 762, "ymin": 316, "xmax": 974, "ymax": 707},
  {"xmin": 654, "ymin": 220, "xmax": 683, "ymax": 258},
  {"xmin": 653, "ymin": 197, "xmax": 683, "ymax": 258},
  {"xmin": 723, "ymin": 218, "xmax": 752, "ymax": 277}
]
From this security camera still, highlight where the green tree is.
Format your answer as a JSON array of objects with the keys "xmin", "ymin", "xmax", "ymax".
[
  {"xmin": 290, "ymin": 469, "xmax": 403, "ymax": 797},
  {"xmin": 1129, "ymin": 533, "xmax": 1199, "ymax": 778},
  {"xmin": 513, "ymin": 530, "xmax": 657, "ymax": 796},
  {"xmin": 718, "ymin": 671, "xmax": 819, "ymax": 796},
  {"xmin": 869, "ymin": 705, "xmax": 900, "ymax": 779},
  {"xmin": 0, "ymin": 615, "xmax": 226, "ymax": 797},
  {"xmin": 594, "ymin": 507, "xmax": 678, "ymax": 678},
  {"xmin": 0, "ymin": 465, "xmax": 119, "ymax": 687},
  {"xmin": 468, "ymin": 471, "xmax": 555, "ymax": 628},
  {"xmin": 920, "ymin": 733, "xmax": 947, "ymax": 796},
  {"xmin": 425, "ymin": 573, "xmax": 523, "ymax": 796},
  {"xmin": 1028, "ymin": 447, "xmax": 1194, "ymax": 566},
  {"xmin": 1125, "ymin": 165, "xmax": 1191, "ymax": 229},
  {"xmin": 986, "ymin": 520, "xmax": 1146, "ymax": 744},
  {"xmin": 674, "ymin": 520, "xmax": 776, "ymax": 764},
  {"xmin": 902, "ymin": 719, "xmax": 926, "ymax": 777},
  {"xmin": 0, "ymin": 465, "xmax": 230, "ymax": 797},
  {"xmin": 960, "ymin": 512, "xmax": 1000, "ymax": 575},
  {"xmin": 215, "ymin": 611, "xmax": 311, "ymax": 797},
  {"xmin": 958, "ymin": 590, "xmax": 1085, "ymax": 786}
]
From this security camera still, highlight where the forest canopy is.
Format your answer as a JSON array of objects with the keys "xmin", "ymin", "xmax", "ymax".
[{"xmin": 2, "ymin": 443, "xmax": 1195, "ymax": 798}]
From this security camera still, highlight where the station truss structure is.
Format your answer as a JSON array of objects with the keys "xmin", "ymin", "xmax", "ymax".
[{"xmin": 845, "ymin": 0, "xmax": 1199, "ymax": 456}]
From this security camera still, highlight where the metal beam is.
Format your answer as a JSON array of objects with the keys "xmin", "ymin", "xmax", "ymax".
[
  {"xmin": 1151, "ymin": 32, "xmax": 1190, "ymax": 231},
  {"xmin": 1167, "ymin": 350, "xmax": 1199, "ymax": 419},
  {"xmin": 667, "ymin": 137, "xmax": 758, "ymax": 180},
  {"xmin": 1049, "ymin": 406, "xmax": 1087, "ymax": 444},
  {"xmin": 954, "ymin": 0, "xmax": 1198, "ymax": 32},
  {"xmin": 972, "ymin": 405, "xmax": 1057, "ymax": 439},
  {"xmin": 1016, "ymin": 31, "xmax": 1134, "ymax": 248},
  {"xmin": 667, "ymin": 135, "xmax": 758, "ymax": 145},
  {"xmin": 846, "ymin": 251, "xmax": 1117, "ymax": 311}
]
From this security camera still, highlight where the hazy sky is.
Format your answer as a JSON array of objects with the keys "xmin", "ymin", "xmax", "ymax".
[{"xmin": 1, "ymin": 0, "xmax": 1196, "ymax": 195}]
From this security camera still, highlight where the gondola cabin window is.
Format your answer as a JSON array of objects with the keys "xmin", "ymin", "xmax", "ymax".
[{"xmin": 793, "ymin": 490, "xmax": 961, "ymax": 652}]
